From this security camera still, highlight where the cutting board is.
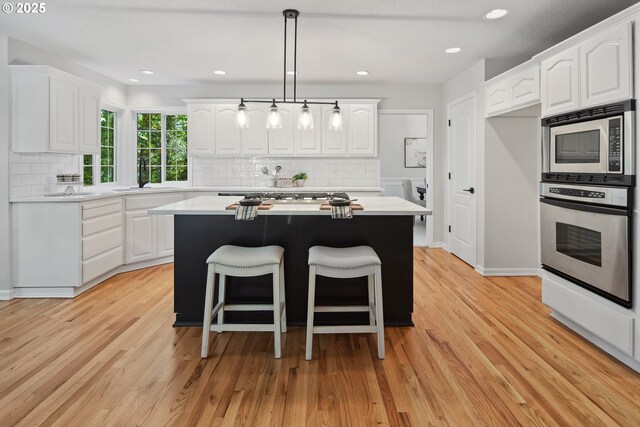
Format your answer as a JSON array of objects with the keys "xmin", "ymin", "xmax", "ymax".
[
  {"xmin": 226, "ymin": 203, "xmax": 273, "ymax": 210},
  {"xmin": 320, "ymin": 203, "xmax": 363, "ymax": 210}
]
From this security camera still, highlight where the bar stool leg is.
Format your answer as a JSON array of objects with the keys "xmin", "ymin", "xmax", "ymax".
[
  {"xmin": 374, "ymin": 265, "xmax": 385, "ymax": 359},
  {"xmin": 367, "ymin": 274, "xmax": 375, "ymax": 327},
  {"xmin": 305, "ymin": 266, "xmax": 317, "ymax": 361},
  {"xmin": 279, "ymin": 259, "xmax": 287, "ymax": 333},
  {"xmin": 201, "ymin": 264, "xmax": 215, "ymax": 358},
  {"xmin": 273, "ymin": 264, "xmax": 282, "ymax": 359},
  {"xmin": 217, "ymin": 274, "xmax": 226, "ymax": 332}
]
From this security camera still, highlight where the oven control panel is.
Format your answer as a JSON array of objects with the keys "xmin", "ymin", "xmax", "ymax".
[
  {"xmin": 548, "ymin": 187, "xmax": 605, "ymax": 199},
  {"xmin": 608, "ymin": 117, "xmax": 622, "ymax": 173}
]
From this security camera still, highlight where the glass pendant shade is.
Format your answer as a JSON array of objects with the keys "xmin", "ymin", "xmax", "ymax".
[
  {"xmin": 266, "ymin": 101, "xmax": 283, "ymax": 129},
  {"xmin": 328, "ymin": 103, "xmax": 343, "ymax": 130},
  {"xmin": 236, "ymin": 101, "xmax": 249, "ymax": 128},
  {"xmin": 297, "ymin": 101, "xmax": 314, "ymax": 130}
]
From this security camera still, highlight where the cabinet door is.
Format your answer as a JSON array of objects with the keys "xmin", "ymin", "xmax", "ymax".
[
  {"xmin": 580, "ymin": 24, "xmax": 632, "ymax": 108},
  {"xmin": 125, "ymin": 211, "xmax": 156, "ymax": 264},
  {"xmin": 348, "ymin": 104, "xmax": 376, "ymax": 156},
  {"xmin": 321, "ymin": 105, "xmax": 349, "ymax": 155},
  {"xmin": 242, "ymin": 106, "xmax": 269, "ymax": 155},
  {"xmin": 268, "ymin": 105, "xmax": 295, "ymax": 155},
  {"xmin": 485, "ymin": 81, "xmax": 510, "ymax": 116},
  {"xmin": 156, "ymin": 214, "xmax": 175, "ymax": 257},
  {"xmin": 294, "ymin": 105, "xmax": 322, "ymax": 155},
  {"xmin": 541, "ymin": 46, "xmax": 580, "ymax": 117},
  {"xmin": 187, "ymin": 104, "xmax": 215, "ymax": 155},
  {"xmin": 78, "ymin": 86, "xmax": 100, "ymax": 155},
  {"xmin": 509, "ymin": 66, "xmax": 539, "ymax": 108},
  {"xmin": 214, "ymin": 105, "xmax": 242, "ymax": 155},
  {"xmin": 49, "ymin": 76, "xmax": 78, "ymax": 152}
]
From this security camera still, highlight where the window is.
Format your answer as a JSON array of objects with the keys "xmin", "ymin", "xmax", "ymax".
[
  {"xmin": 83, "ymin": 109, "xmax": 117, "ymax": 185},
  {"xmin": 136, "ymin": 113, "xmax": 188, "ymax": 183}
]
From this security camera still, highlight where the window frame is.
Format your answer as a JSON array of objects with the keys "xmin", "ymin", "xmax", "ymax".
[
  {"xmin": 83, "ymin": 104, "xmax": 124, "ymax": 187},
  {"xmin": 133, "ymin": 108, "xmax": 190, "ymax": 187}
]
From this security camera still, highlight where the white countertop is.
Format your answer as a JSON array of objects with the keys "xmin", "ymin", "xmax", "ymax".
[
  {"xmin": 10, "ymin": 186, "xmax": 384, "ymax": 203},
  {"xmin": 149, "ymin": 196, "xmax": 431, "ymax": 216}
]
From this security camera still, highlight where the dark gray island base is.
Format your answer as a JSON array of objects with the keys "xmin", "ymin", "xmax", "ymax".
[{"xmin": 173, "ymin": 214, "xmax": 415, "ymax": 327}]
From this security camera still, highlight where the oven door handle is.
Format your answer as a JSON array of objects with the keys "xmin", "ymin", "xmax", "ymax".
[{"xmin": 540, "ymin": 197, "xmax": 630, "ymax": 216}]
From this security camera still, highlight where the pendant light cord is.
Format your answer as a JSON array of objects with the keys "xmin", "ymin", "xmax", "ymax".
[
  {"xmin": 283, "ymin": 13, "xmax": 287, "ymax": 103},
  {"xmin": 294, "ymin": 14, "xmax": 298, "ymax": 103}
]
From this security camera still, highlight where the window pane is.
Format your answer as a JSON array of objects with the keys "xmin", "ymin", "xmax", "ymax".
[
  {"xmin": 176, "ymin": 149, "xmax": 187, "ymax": 165},
  {"xmin": 150, "ymin": 113, "xmax": 162, "ymax": 130},
  {"xmin": 166, "ymin": 166, "xmax": 176, "ymax": 181},
  {"xmin": 101, "ymin": 128, "xmax": 109, "ymax": 146},
  {"xmin": 176, "ymin": 115, "xmax": 187, "ymax": 131},
  {"xmin": 84, "ymin": 166, "xmax": 93, "ymax": 186},
  {"xmin": 166, "ymin": 115, "xmax": 175, "ymax": 130},
  {"xmin": 176, "ymin": 131, "xmax": 187, "ymax": 149},
  {"xmin": 106, "ymin": 111, "xmax": 114, "ymax": 128},
  {"xmin": 166, "ymin": 131, "xmax": 177, "ymax": 149},
  {"xmin": 137, "ymin": 131, "xmax": 149, "ymax": 148},
  {"xmin": 151, "ymin": 149, "xmax": 161, "ymax": 166},
  {"xmin": 83, "ymin": 154, "xmax": 93, "ymax": 166},
  {"xmin": 101, "ymin": 147, "xmax": 109, "ymax": 165},
  {"xmin": 150, "ymin": 131, "xmax": 161, "ymax": 148},
  {"xmin": 177, "ymin": 165, "xmax": 188, "ymax": 181},
  {"xmin": 150, "ymin": 166, "xmax": 161, "ymax": 183},
  {"xmin": 137, "ymin": 113, "xmax": 149, "ymax": 129},
  {"xmin": 166, "ymin": 149, "xmax": 175, "ymax": 165}
]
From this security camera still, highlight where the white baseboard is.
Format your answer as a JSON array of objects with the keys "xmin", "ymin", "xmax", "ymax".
[
  {"xmin": 429, "ymin": 241, "xmax": 446, "ymax": 249},
  {"xmin": 475, "ymin": 266, "xmax": 540, "ymax": 276},
  {"xmin": 11, "ymin": 256, "xmax": 174, "ymax": 299},
  {"xmin": 0, "ymin": 289, "xmax": 15, "ymax": 301},
  {"xmin": 551, "ymin": 311, "xmax": 640, "ymax": 373}
]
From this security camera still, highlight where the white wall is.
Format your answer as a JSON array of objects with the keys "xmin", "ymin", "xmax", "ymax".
[
  {"xmin": 0, "ymin": 35, "xmax": 11, "ymax": 296},
  {"xmin": 379, "ymin": 113, "xmax": 429, "ymax": 180}
]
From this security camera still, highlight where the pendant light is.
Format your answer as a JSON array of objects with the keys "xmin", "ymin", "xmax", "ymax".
[
  {"xmin": 266, "ymin": 99, "xmax": 283, "ymax": 129},
  {"xmin": 297, "ymin": 100, "xmax": 314, "ymax": 130},
  {"xmin": 328, "ymin": 101, "xmax": 342, "ymax": 130},
  {"xmin": 236, "ymin": 99, "xmax": 249, "ymax": 128},
  {"xmin": 237, "ymin": 10, "xmax": 341, "ymax": 131}
]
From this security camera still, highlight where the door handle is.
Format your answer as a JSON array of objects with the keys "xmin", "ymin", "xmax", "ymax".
[{"xmin": 462, "ymin": 187, "xmax": 475, "ymax": 194}]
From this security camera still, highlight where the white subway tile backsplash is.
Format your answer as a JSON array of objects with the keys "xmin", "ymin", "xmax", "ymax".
[
  {"xmin": 9, "ymin": 152, "xmax": 80, "ymax": 198},
  {"xmin": 191, "ymin": 156, "xmax": 380, "ymax": 188}
]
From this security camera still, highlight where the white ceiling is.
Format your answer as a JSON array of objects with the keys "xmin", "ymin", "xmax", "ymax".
[{"xmin": 1, "ymin": 0, "xmax": 637, "ymax": 85}]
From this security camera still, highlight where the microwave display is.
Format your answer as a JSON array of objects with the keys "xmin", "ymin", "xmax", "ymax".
[{"xmin": 555, "ymin": 130, "xmax": 600, "ymax": 164}]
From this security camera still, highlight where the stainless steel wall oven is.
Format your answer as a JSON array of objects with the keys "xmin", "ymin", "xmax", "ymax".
[{"xmin": 541, "ymin": 101, "xmax": 635, "ymax": 308}]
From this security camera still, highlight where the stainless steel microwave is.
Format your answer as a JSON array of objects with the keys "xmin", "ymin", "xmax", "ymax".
[{"xmin": 542, "ymin": 100, "xmax": 635, "ymax": 185}]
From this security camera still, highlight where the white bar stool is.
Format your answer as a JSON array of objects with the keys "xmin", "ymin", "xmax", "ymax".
[
  {"xmin": 305, "ymin": 245, "xmax": 384, "ymax": 360},
  {"xmin": 201, "ymin": 245, "xmax": 287, "ymax": 359}
]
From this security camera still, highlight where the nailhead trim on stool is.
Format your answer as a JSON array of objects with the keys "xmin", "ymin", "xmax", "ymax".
[
  {"xmin": 305, "ymin": 245, "xmax": 384, "ymax": 360},
  {"xmin": 201, "ymin": 245, "xmax": 287, "ymax": 359}
]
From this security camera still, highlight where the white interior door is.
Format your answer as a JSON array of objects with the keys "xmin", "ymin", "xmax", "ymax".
[{"xmin": 447, "ymin": 94, "xmax": 476, "ymax": 266}]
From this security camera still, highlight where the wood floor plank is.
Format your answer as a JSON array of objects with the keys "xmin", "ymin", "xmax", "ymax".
[{"xmin": 1, "ymin": 249, "xmax": 640, "ymax": 426}]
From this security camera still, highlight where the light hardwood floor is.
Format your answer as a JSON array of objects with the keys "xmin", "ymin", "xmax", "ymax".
[{"xmin": 1, "ymin": 248, "xmax": 640, "ymax": 426}]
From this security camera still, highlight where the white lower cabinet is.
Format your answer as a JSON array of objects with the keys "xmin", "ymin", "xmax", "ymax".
[{"xmin": 124, "ymin": 193, "xmax": 183, "ymax": 264}]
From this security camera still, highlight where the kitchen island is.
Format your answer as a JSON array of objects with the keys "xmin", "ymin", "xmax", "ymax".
[{"xmin": 150, "ymin": 196, "xmax": 431, "ymax": 327}]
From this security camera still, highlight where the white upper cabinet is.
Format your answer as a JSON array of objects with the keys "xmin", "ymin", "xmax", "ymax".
[
  {"xmin": 580, "ymin": 24, "xmax": 632, "ymax": 108},
  {"xmin": 78, "ymin": 86, "xmax": 101, "ymax": 155},
  {"xmin": 294, "ymin": 105, "xmax": 322, "ymax": 155},
  {"xmin": 485, "ymin": 81, "xmax": 510, "ymax": 116},
  {"xmin": 348, "ymin": 104, "xmax": 377, "ymax": 156},
  {"xmin": 187, "ymin": 104, "xmax": 215, "ymax": 155},
  {"xmin": 49, "ymin": 76, "xmax": 78, "ymax": 153},
  {"xmin": 509, "ymin": 66, "xmax": 540, "ymax": 109},
  {"xmin": 11, "ymin": 66, "xmax": 102, "ymax": 154},
  {"xmin": 321, "ymin": 105, "xmax": 349, "ymax": 155},
  {"xmin": 185, "ymin": 100, "xmax": 378, "ymax": 157},
  {"xmin": 214, "ymin": 105, "xmax": 242, "ymax": 155},
  {"xmin": 242, "ymin": 105, "xmax": 269, "ymax": 155},
  {"xmin": 268, "ymin": 105, "xmax": 295, "ymax": 155},
  {"xmin": 541, "ymin": 46, "xmax": 580, "ymax": 117}
]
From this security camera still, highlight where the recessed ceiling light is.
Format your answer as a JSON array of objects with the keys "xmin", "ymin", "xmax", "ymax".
[
  {"xmin": 140, "ymin": 70, "xmax": 155, "ymax": 75},
  {"xmin": 213, "ymin": 70, "xmax": 227, "ymax": 75},
  {"xmin": 356, "ymin": 71, "xmax": 369, "ymax": 76},
  {"xmin": 484, "ymin": 9, "xmax": 508, "ymax": 20},
  {"xmin": 128, "ymin": 78, "xmax": 140, "ymax": 82},
  {"xmin": 445, "ymin": 47, "xmax": 462, "ymax": 54},
  {"xmin": 286, "ymin": 71, "xmax": 298, "ymax": 75}
]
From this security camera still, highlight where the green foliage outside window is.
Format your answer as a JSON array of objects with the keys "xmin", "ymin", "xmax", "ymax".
[
  {"xmin": 136, "ymin": 113, "xmax": 188, "ymax": 183},
  {"xmin": 165, "ymin": 115, "xmax": 188, "ymax": 181},
  {"xmin": 83, "ymin": 154, "xmax": 93, "ymax": 186},
  {"xmin": 100, "ymin": 110, "xmax": 116, "ymax": 183},
  {"xmin": 137, "ymin": 113, "xmax": 163, "ymax": 184}
]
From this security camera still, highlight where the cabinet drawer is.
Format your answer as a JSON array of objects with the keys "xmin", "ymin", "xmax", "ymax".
[
  {"xmin": 83, "ymin": 212, "xmax": 122, "ymax": 237},
  {"xmin": 83, "ymin": 246, "xmax": 122, "ymax": 283},
  {"xmin": 542, "ymin": 274, "xmax": 634, "ymax": 356},
  {"xmin": 83, "ymin": 226, "xmax": 122, "ymax": 260},
  {"xmin": 125, "ymin": 193, "xmax": 184, "ymax": 211},
  {"xmin": 82, "ymin": 199, "xmax": 122, "ymax": 220}
]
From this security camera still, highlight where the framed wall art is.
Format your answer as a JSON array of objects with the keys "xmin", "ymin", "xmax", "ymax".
[{"xmin": 404, "ymin": 137, "xmax": 427, "ymax": 168}]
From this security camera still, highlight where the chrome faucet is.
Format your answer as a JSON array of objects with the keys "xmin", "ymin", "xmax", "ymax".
[{"xmin": 138, "ymin": 156, "xmax": 149, "ymax": 188}]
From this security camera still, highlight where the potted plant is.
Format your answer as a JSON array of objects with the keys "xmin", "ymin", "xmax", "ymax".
[{"xmin": 292, "ymin": 172, "xmax": 308, "ymax": 187}]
